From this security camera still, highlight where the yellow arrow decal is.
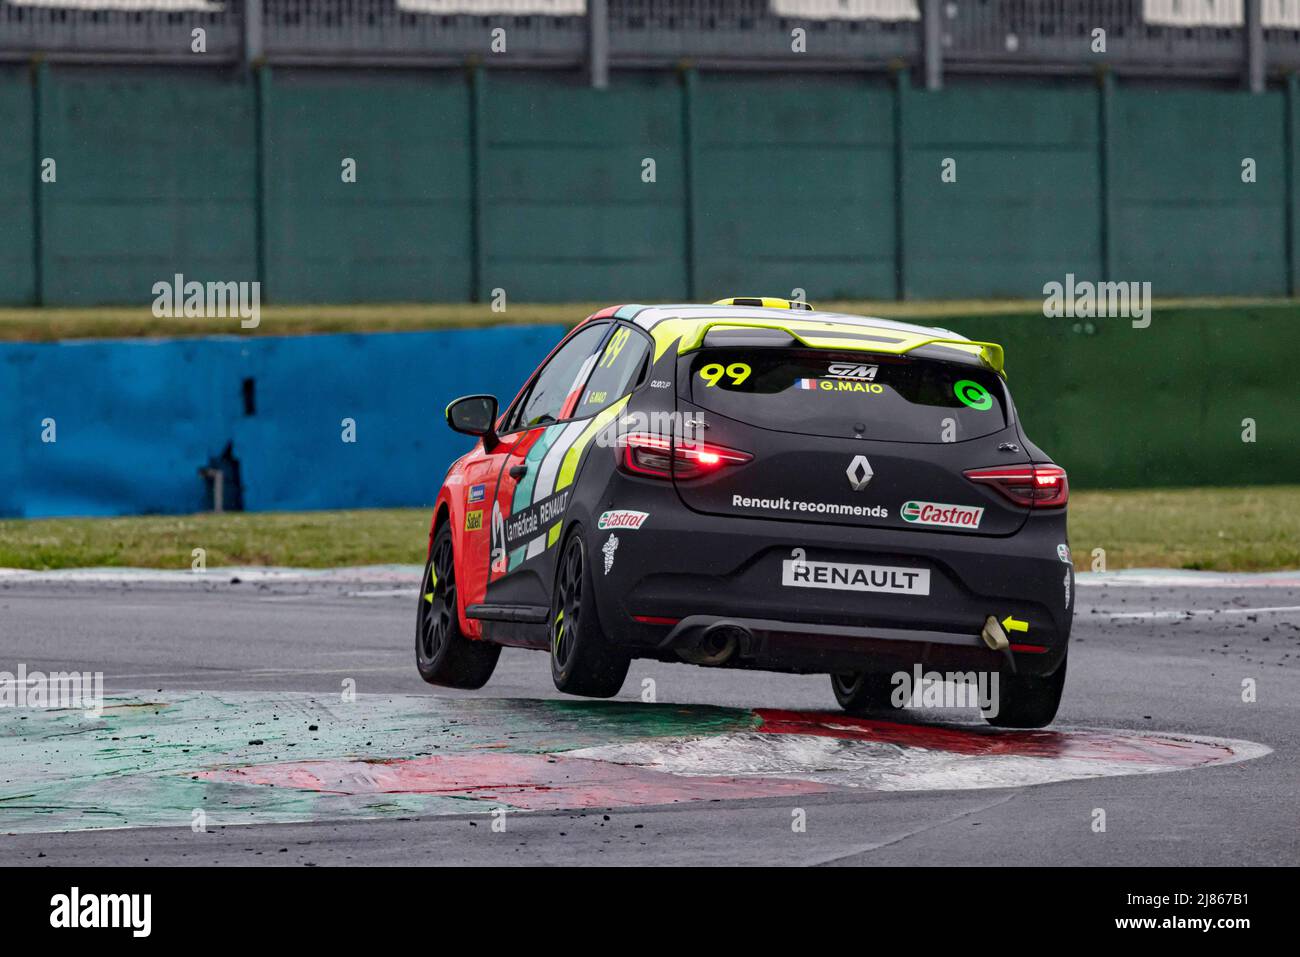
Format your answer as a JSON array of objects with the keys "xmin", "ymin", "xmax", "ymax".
[
  {"xmin": 1001, "ymin": 615, "xmax": 1028, "ymax": 634},
  {"xmin": 424, "ymin": 592, "xmax": 434, "ymax": 604}
]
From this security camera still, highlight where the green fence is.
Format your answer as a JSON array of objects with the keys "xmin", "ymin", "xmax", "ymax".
[
  {"xmin": 4, "ymin": 64, "xmax": 1300, "ymax": 305},
  {"xmin": 946, "ymin": 306, "xmax": 1300, "ymax": 489}
]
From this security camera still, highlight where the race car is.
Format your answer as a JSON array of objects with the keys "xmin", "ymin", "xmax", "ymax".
[{"xmin": 418, "ymin": 298, "xmax": 1073, "ymax": 727}]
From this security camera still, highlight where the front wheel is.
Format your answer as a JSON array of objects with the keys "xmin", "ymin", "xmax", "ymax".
[
  {"xmin": 415, "ymin": 523, "xmax": 500, "ymax": 689},
  {"xmin": 550, "ymin": 530, "xmax": 629, "ymax": 698},
  {"xmin": 983, "ymin": 652, "xmax": 1067, "ymax": 728}
]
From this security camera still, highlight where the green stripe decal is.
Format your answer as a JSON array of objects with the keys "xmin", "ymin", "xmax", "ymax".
[
  {"xmin": 511, "ymin": 428, "xmax": 560, "ymax": 515},
  {"xmin": 555, "ymin": 397, "xmax": 629, "ymax": 492}
]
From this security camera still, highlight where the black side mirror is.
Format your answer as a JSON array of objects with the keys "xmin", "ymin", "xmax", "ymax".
[{"xmin": 446, "ymin": 394, "xmax": 499, "ymax": 449}]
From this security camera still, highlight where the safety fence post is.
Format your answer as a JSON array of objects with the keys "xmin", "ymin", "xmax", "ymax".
[
  {"xmin": 1098, "ymin": 68, "xmax": 1115, "ymax": 282},
  {"xmin": 680, "ymin": 64, "xmax": 699, "ymax": 301},
  {"xmin": 892, "ymin": 65, "xmax": 909, "ymax": 300},
  {"xmin": 922, "ymin": 0, "xmax": 942, "ymax": 91},
  {"xmin": 468, "ymin": 61, "xmax": 486, "ymax": 303},
  {"xmin": 253, "ymin": 62, "xmax": 271, "ymax": 301},
  {"xmin": 587, "ymin": 0, "xmax": 609, "ymax": 90},
  {"xmin": 31, "ymin": 57, "xmax": 47, "ymax": 306},
  {"xmin": 1287, "ymin": 72, "xmax": 1299, "ymax": 295}
]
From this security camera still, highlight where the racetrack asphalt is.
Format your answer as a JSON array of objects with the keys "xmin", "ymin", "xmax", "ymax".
[{"xmin": 0, "ymin": 567, "xmax": 1297, "ymax": 866}]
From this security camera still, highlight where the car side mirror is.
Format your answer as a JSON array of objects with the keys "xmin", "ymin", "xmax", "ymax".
[{"xmin": 446, "ymin": 394, "xmax": 499, "ymax": 449}]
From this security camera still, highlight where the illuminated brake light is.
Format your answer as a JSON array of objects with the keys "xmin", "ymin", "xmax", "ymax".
[
  {"xmin": 617, "ymin": 432, "xmax": 752, "ymax": 479},
  {"xmin": 964, "ymin": 464, "xmax": 1069, "ymax": 508}
]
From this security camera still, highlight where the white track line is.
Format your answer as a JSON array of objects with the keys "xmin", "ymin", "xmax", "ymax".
[{"xmin": 1101, "ymin": 605, "xmax": 1300, "ymax": 621}]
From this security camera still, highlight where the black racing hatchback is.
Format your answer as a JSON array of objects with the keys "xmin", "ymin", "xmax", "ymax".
[{"xmin": 436, "ymin": 301, "xmax": 1072, "ymax": 727}]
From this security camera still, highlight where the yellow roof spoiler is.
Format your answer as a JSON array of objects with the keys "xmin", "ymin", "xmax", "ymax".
[
  {"xmin": 678, "ymin": 319, "xmax": 1006, "ymax": 376},
  {"xmin": 713, "ymin": 296, "xmax": 813, "ymax": 311}
]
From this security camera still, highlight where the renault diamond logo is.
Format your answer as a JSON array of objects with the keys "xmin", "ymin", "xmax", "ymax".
[{"xmin": 846, "ymin": 455, "xmax": 873, "ymax": 491}]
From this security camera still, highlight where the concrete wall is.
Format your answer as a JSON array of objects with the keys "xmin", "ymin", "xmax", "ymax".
[
  {"xmin": 0, "ymin": 326, "xmax": 564, "ymax": 517},
  {"xmin": 1, "ymin": 311, "xmax": 1296, "ymax": 518}
]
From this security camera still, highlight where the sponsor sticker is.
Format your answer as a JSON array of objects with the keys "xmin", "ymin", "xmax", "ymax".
[
  {"xmin": 468, "ymin": 483, "xmax": 486, "ymax": 503},
  {"xmin": 953, "ymin": 379, "xmax": 993, "ymax": 411},
  {"xmin": 1057, "ymin": 543, "xmax": 1072, "ymax": 563},
  {"xmin": 501, "ymin": 490, "xmax": 570, "ymax": 547},
  {"xmin": 826, "ymin": 362, "xmax": 878, "ymax": 381},
  {"xmin": 489, "ymin": 502, "xmax": 506, "ymax": 573},
  {"xmin": 782, "ymin": 556, "xmax": 930, "ymax": 595},
  {"xmin": 465, "ymin": 509, "xmax": 483, "ymax": 531},
  {"xmin": 733, "ymin": 494, "xmax": 888, "ymax": 519},
  {"xmin": 602, "ymin": 534, "xmax": 619, "ymax": 575},
  {"xmin": 900, "ymin": 500, "xmax": 984, "ymax": 529},
  {"xmin": 598, "ymin": 509, "xmax": 649, "ymax": 530}
]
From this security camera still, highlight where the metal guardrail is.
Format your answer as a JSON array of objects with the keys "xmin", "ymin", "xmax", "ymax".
[{"xmin": 0, "ymin": 0, "xmax": 1296, "ymax": 88}]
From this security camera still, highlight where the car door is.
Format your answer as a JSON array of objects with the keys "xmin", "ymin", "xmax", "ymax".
[{"xmin": 484, "ymin": 322, "xmax": 613, "ymax": 610}]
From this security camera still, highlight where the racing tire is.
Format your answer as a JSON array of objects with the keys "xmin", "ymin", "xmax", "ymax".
[
  {"xmin": 831, "ymin": 670, "xmax": 898, "ymax": 715},
  {"xmin": 550, "ymin": 529, "xmax": 629, "ymax": 698},
  {"xmin": 983, "ymin": 652, "xmax": 1067, "ymax": 729},
  {"xmin": 415, "ymin": 523, "xmax": 500, "ymax": 689}
]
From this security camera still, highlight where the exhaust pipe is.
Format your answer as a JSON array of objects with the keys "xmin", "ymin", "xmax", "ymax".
[
  {"xmin": 981, "ymin": 615, "xmax": 1017, "ymax": 674},
  {"xmin": 981, "ymin": 615, "xmax": 1009, "ymax": 651},
  {"xmin": 677, "ymin": 622, "xmax": 748, "ymax": 666}
]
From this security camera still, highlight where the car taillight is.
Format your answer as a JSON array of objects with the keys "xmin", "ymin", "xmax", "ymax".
[
  {"xmin": 617, "ymin": 432, "xmax": 752, "ymax": 480},
  {"xmin": 964, "ymin": 464, "xmax": 1069, "ymax": 508}
]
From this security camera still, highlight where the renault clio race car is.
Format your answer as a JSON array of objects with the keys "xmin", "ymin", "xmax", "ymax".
[{"xmin": 418, "ymin": 298, "xmax": 1073, "ymax": 727}]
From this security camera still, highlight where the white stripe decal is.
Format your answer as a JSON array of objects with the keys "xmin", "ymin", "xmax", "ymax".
[
  {"xmin": 533, "ymin": 421, "xmax": 587, "ymax": 501},
  {"xmin": 525, "ymin": 535, "xmax": 547, "ymax": 560},
  {"xmin": 567, "ymin": 353, "xmax": 600, "ymax": 398}
]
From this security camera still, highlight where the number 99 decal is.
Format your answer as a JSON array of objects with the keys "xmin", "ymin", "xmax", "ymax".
[{"xmin": 699, "ymin": 362, "xmax": 752, "ymax": 387}]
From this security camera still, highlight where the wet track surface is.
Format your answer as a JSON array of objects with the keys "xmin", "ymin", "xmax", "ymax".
[{"xmin": 0, "ymin": 568, "xmax": 1297, "ymax": 865}]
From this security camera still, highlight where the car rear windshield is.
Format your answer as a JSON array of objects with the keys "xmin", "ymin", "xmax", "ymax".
[{"xmin": 684, "ymin": 349, "xmax": 1009, "ymax": 442}]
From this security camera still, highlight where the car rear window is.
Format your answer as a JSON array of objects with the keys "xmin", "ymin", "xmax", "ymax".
[{"xmin": 684, "ymin": 349, "xmax": 1009, "ymax": 442}]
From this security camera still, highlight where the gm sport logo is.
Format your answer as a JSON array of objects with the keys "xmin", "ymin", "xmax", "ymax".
[
  {"xmin": 900, "ymin": 500, "xmax": 984, "ymax": 529},
  {"xmin": 50, "ymin": 887, "xmax": 151, "ymax": 937},
  {"xmin": 826, "ymin": 363, "xmax": 877, "ymax": 381}
]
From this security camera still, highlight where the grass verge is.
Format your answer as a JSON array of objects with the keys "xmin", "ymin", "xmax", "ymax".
[
  {"xmin": 2, "ymin": 296, "xmax": 1298, "ymax": 342},
  {"xmin": 1, "ymin": 486, "xmax": 1296, "ymax": 572}
]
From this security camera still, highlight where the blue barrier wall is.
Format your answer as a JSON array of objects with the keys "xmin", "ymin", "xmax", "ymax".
[{"xmin": 0, "ymin": 326, "xmax": 565, "ymax": 518}]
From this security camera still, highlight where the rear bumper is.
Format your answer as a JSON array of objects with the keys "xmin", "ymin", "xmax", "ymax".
[
  {"xmin": 585, "ymin": 484, "xmax": 1072, "ymax": 677},
  {"xmin": 661, "ymin": 613, "xmax": 1020, "ymax": 675}
]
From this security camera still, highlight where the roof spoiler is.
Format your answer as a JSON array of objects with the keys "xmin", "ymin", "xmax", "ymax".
[{"xmin": 679, "ymin": 320, "xmax": 1006, "ymax": 376}]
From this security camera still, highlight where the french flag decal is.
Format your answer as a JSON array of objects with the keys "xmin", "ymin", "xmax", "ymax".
[{"xmin": 797, "ymin": 378, "xmax": 820, "ymax": 390}]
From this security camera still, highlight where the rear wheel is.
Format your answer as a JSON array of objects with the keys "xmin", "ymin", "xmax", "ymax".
[
  {"xmin": 415, "ymin": 523, "xmax": 500, "ymax": 689},
  {"xmin": 831, "ymin": 670, "xmax": 898, "ymax": 715},
  {"xmin": 983, "ymin": 653, "xmax": 1067, "ymax": 728},
  {"xmin": 550, "ymin": 530, "xmax": 629, "ymax": 698}
]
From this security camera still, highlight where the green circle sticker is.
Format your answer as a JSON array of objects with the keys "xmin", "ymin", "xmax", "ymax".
[{"xmin": 953, "ymin": 379, "xmax": 993, "ymax": 411}]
